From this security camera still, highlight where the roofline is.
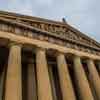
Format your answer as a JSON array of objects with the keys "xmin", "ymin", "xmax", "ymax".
[{"xmin": 0, "ymin": 10, "xmax": 66, "ymax": 26}]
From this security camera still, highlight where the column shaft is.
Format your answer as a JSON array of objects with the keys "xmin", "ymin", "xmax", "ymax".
[
  {"xmin": 87, "ymin": 59, "xmax": 100, "ymax": 99},
  {"xmin": 5, "ymin": 45, "xmax": 22, "ymax": 100},
  {"xmin": 27, "ymin": 63, "xmax": 37, "ymax": 100},
  {"xmin": 57, "ymin": 53, "xmax": 76, "ymax": 100},
  {"xmin": 49, "ymin": 65, "xmax": 57, "ymax": 100},
  {"xmin": 36, "ymin": 49, "xmax": 53, "ymax": 100},
  {"xmin": 73, "ymin": 56, "xmax": 94, "ymax": 100}
]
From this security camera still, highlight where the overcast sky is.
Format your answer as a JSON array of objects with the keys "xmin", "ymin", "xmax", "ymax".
[{"xmin": 0, "ymin": 0, "xmax": 100, "ymax": 42}]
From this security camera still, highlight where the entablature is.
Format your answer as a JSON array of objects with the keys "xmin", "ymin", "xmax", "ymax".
[{"xmin": 0, "ymin": 11, "xmax": 99, "ymax": 57}]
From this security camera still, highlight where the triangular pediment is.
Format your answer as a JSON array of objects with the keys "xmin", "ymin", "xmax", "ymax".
[{"xmin": 0, "ymin": 10, "xmax": 100, "ymax": 50}]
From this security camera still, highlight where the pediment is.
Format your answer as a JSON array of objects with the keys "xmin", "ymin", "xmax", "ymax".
[{"xmin": 0, "ymin": 10, "xmax": 100, "ymax": 51}]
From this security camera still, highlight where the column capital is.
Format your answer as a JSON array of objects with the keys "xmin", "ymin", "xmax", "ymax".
[
  {"xmin": 83, "ymin": 55, "xmax": 95, "ymax": 61},
  {"xmin": 35, "ymin": 46, "xmax": 47, "ymax": 53},
  {"xmin": 85, "ymin": 58, "xmax": 94, "ymax": 63},
  {"xmin": 57, "ymin": 51, "xmax": 65, "ymax": 56},
  {"xmin": 73, "ymin": 54, "xmax": 81, "ymax": 59},
  {"xmin": 8, "ymin": 41, "xmax": 22, "ymax": 48},
  {"xmin": 48, "ymin": 48, "xmax": 65, "ymax": 57}
]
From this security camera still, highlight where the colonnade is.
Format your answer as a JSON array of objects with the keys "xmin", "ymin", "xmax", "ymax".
[{"xmin": 3, "ymin": 43, "xmax": 100, "ymax": 100}]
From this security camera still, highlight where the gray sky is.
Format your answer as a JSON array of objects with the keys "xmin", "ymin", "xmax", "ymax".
[{"xmin": 0, "ymin": 0, "xmax": 100, "ymax": 42}]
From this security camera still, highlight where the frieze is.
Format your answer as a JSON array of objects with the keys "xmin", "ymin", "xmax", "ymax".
[
  {"xmin": 0, "ymin": 22, "xmax": 99, "ymax": 56},
  {"xmin": 13, "ymin": 19, "xmax": 100, "ymax": 48}
]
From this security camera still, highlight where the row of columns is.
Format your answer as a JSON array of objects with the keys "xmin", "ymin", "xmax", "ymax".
[{"xmin": 4, "ymin": 44, "xmax": 100, "ymax": 100}]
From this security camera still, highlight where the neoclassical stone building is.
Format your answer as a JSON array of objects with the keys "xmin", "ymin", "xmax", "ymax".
[{"xmin": 0, "ymin": 11, "xmax": 99, "ymax": 100}]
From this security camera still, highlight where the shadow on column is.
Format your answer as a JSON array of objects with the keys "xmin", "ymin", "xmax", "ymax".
[
  {"xmin": 22, "ymin": 50, "xmax": 37, "ymax": 100},
  {"xmin": 47, "ymin": 56, "xmax": 63, "ymax": 100},
  {"xmin": 0, "ymin": 46, "xmax": 9, "ymax": 100},
  {"xmin": 81, "ymin": 60, "xmax": 98, "ymax": 100},
  {"xmin": 94, "ymin": 62, "xmax": 100, "ymax": 76},
  {"xmin": 66, "ymin": 57, "xmax": 80, "ymax": 100}
]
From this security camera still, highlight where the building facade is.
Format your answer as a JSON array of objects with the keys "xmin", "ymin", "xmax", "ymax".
[{"xmin": 0, "ymin": 11, "xmax": 100, "ymax": 100}]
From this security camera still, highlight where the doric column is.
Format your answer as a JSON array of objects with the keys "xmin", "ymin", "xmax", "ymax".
[
  {"xmin": 73, "ymin": 55, "xmax": 94, "ymax": 100},
  {"xmin": 57, "ymin": 53, "xmax": 76, "ymax": 100},
  {"xmin": 5, "ymin": 44, "xmax": 22, "ymax": 100},
  {"xmin": 27, "ymin": 60, "xmax": 37, "ymax": 100},
  {"xmin": 36, "ymin": 48, "xmax": 53, "ymax": 100},
  {"xmin": 48, "ymin": 65, "xmax": 57, "ymax": 100},
  {"xmin": 86, "ymin": 59, "xmax": 100, "ymax": 99}
]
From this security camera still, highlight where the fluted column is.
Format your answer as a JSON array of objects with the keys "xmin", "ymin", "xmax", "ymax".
[
  {"xmin": 5, "ymin": 44, "xmax": 22, "ymax": 100},
  {"xmin": 73, "ymin": 55, "xmax": 94, "ymax": 100},
  {"xmin": 36, "ymin": 48, "xmax": 53, "ymax": 100},
  {"xmin": 49, "ymin": 65, "xmax": 57, "ymax": 100},
  {"xmin": 27, "ymin": 61, "xmax": 37, "ymax": 100},
  {"xmin": 86, "ymin": 59, "xmax": 100, "ymax": 99},
  {"xmin": 57, "ymin": 53, "xmax": 76, "ymax": 100}
]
